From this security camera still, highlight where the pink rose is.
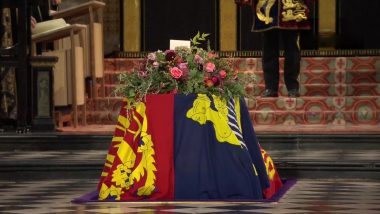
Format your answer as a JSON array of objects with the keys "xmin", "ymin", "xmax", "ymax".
[
  {"xmin": 219, "ymin": 70, "xmax": 227, "ymax": 79},
  {"xmin": 170, "ymin": 67, "xmax": 183, "ymax": 79},
  {"xmin": 207, "ymin": 52, "xmax": 217, "ymax": 59},
  {"xmin": 194, "ymin": 54, "xmax": 203, "ymax": 64},
  {"xmin": 147, "ymin": 52, "xmax": 156, "ymax": 61},
  {"xmin": 205, "ymin": 62, "xmax": 216, "ymax": 73},
  {"xmin": 153, "ymin": 61, "xmax": 159, "ymax": 68}
]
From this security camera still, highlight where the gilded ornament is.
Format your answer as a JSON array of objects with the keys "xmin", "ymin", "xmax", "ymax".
[
  {"xmin": 281, "ymin": 0, "xmax": 308, "ymax": 22},
  {"xmin": 256, "ymin": 0, "xmax": 276, "ymax": 24}
]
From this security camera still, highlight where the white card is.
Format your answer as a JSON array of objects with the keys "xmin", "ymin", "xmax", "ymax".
[{"xmin": 170, "ymin": 40, "xmax": 191, "ymax": 50}]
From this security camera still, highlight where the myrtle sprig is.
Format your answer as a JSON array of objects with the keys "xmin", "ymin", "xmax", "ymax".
[{"xmin": 190, "ymin": 31, "xmax": 210, "ymax": 46}]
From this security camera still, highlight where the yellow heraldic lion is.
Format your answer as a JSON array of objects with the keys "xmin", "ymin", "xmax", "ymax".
[
  {"xmin": 186, "ymin": 94, "xmax": 242, "ymax": 147},
  {"xmin": 281, "ymin": 0, "xmax": 308, "ymax": 22},
  {"xmin": 99, "ymin": 102, "xmax": 157, "ymax": 200},
  {"xmin": 99, "ymin": 183, "xmax": 124, "ymax": 200}
]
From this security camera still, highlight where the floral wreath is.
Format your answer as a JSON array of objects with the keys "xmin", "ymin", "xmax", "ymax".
[{"xmin": 115, "ymin": 32, "xmax": 254, "ymax": 108}]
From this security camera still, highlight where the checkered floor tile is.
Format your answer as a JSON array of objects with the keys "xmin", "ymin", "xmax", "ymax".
[{"xmin": 0, "ymin": 179, "xmax": 379, "ymax": 213}]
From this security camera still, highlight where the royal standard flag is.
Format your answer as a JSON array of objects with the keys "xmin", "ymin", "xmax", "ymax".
[{"xmin": 97, "ymin": 94, "xmax": 281, "ymax": 200}]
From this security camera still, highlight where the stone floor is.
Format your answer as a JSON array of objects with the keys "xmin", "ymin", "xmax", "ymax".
[
  {"xmin": 0, "ymin": 179, "xmax": 379, "ymax": 213},
  {"xmin": 0, "ymin": 133, "xmax": 379, "ymax": 213}
]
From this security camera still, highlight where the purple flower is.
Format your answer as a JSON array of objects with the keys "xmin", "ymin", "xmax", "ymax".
[
  {"xmin": 178, "ymin": 63, "xmax": 189, "ymax": 75},
  {"xmin": 194, "ymin": 54, "xmax": 203, "ymax": 64}
]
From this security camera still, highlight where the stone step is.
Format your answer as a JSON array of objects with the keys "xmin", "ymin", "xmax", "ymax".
[
  {"xmin": 104, "ymin": 57, "xmax": 380, "ymax": 73},
  {"xmin": 85, "ymin": 97, "xmax": 123, "ymax": 125},
  {"xmin": 249, "ymin": 110, "xmax": 378, "ymax": 126},
  {"xmin": 103, "ymin": 68, "xmax": 380, "ymax": 84},
  {"xmin": 247, "ymin": 96, "xmax": 379, "ymax": 110},
  {"xmin": 249, "ymin": 69, "xmax": 380, "ymax": 85},
  {"xmin": 87, "ymin": 96, "xmax": 380, "ymax": 112},
  {"xmin": 83, "ymin": 96, "xmax": 380, "ymax": 132},
  {"xmin": 253, "ymin": 124, "xmax": 380, "ymax": 135},
  {"xmin": 0, "ymin": 134, "xmax": 379, "ymax": 180},
  {"xmin": 248, "ymin": 83, "xmax": 380, "ymax": 96},
  {"xmin": 84, "ymin": 56, "xmax": 380, "ymax": 132},
  {"xmin": 104, "ymin": 58, "xmax": 144, "ymax": 72},
  {"xmin": 101, "ymin": 83, "xmax": 380, "ymax": 97},
  {"xmin": 312, "ymin": 83, "xmax": 380, "ymax": 96},
  {"xmin": 103, "ymin": 57, "xmax": 380, "ymax": 86},
  {"xmin": 246, "ymin": 96, "xmax": 379, "ymax": 127},
  {"xmin": 233, "ymin": 56, "xmax": 380, "ymax": 73}
]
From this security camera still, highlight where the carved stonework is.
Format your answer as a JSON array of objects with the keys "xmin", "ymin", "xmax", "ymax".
[{"xmin": 0, "ymin": 8, "xmax": 17, "ymax": 120}]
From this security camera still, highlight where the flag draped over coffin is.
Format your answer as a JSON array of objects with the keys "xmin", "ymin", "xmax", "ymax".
[{"xmin": 97, "ymin": 94, "xmax": 282, "ymax": 201}]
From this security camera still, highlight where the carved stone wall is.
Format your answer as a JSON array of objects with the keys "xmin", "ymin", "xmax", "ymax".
[{"xmin": 0, "ymin": 9, "xmax": 17, "ymax": 120}]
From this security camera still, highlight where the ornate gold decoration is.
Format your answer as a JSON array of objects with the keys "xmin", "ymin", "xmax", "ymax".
[{"xmin": 256, "ymin": 0, "xmax": 276, "ymax": 24}]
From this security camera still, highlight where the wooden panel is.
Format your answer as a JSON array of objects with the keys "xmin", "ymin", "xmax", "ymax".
[
  {"xmin": 74, "ymin": 47, "xmax": 85, "ymax": 105},
  {"xmin": 123, "ymin": 0, "xmax": 141, "ymax": 51},
  {"xmin": 93, "ymin": 23, "xmax": 104, "ymax": 78},
  {"xmin": 42, "ymin": 50, "xmax": 69, "ymax": 106},
  {"xmin": 319, "ymin": 0, "xmax": 336, "ymax": 34},
  {"xmin": 318, "ymin": 0, "xmax": 336, "ymax": 49},
  {"xmin": 43, "ymin": 47, "xmax": 85, "ymax": 106},
  {"xmin": 55, "ymin": 26, "xmax": 90, "ymax": 78},
  {"xmin": 220, "ymin": 0, "xmax": 237, "ymax": 51}
]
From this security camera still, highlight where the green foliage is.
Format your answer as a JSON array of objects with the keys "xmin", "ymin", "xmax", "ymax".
[{"xmin": 190, "ymin": 31, "xmax": 210, "ymax": 46}]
